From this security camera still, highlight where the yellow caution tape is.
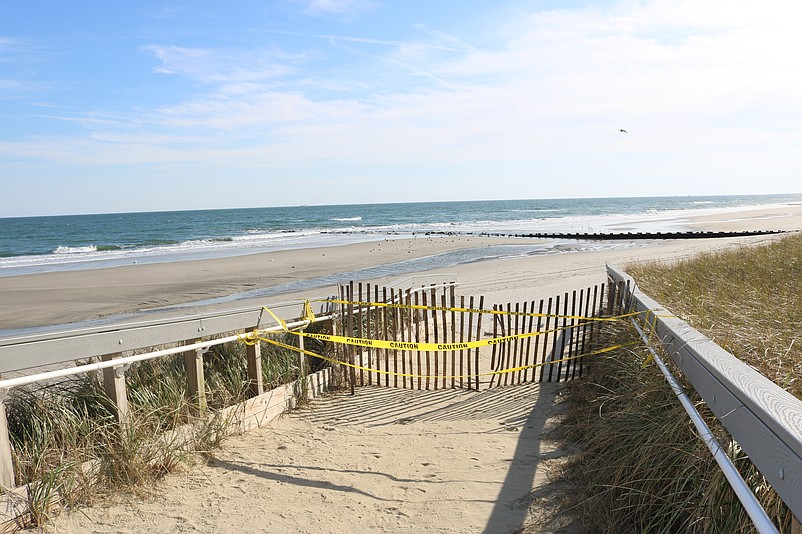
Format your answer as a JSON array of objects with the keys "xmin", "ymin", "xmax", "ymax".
[
  {"xmin": 246, "ymin": 333, "xmax": 639, "ymax": 379},
  {"xmin": 261, "ymin": 305, "xmax": 288, "ymax": 331},
  {"xmin": 303, "ymin": 300, "xmax": 316, "ymax": 323},
  {"xmin": 315, "ymin": 298, "xmax": 642, "ymax": 322},
  {"xmin": 291, "ymin": 322, "xmax": 587, "ymax": 352},
  {"xmin": 247, "ymin": 301, "xmax": 670, "ymax": 355}
]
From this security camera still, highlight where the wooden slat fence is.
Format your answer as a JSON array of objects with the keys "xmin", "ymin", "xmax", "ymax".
[
  {"xmin": 338, "ymin": 282, "xmax": 607, "ymax": 391},
  {"xmin": 487, "ymin": 285, "xmax": 606, "ymax": 386},
  {"xmin": 339, "ymin": 282, "xmax": 485, "ymax": 391}
]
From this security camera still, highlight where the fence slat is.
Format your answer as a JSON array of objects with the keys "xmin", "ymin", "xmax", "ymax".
[
  {"xmin": 466, "ymin": 296, "xmax": 474, "ymax": 390},
  {"xmin": 576, "ymin": 288, "xmax": 590, "ymax": 379},
  {"xmin": 405, "ymin": 289, "xmax": 413, "ymax": 389},
  {"xmin": 382, "ymin": 287, "xmax": 390, "ymax": 388},
  {"xmin": 555, "ymin": 293, "xmax": 566, "ymax": 382},
  {"xmin": 440, "ymin": 294, "xmax": 446, "ymax": 389},
  {"xmin": 489, "ymin": 305, "xmax": 499, "ymax": 389},
  {"xmin": 523, "ymin": 300, "xmax": 536, "ymax": 383},
  {"xmin": 357, "ymin": 283, "xmax": 364, "ymax": 387},
  {"xmin": 543, "ymin": 297, "xmax": 555, "ymax": 382},
  {"xmin": 515, "ymin": 302, "xmax": 525, "ymax": 385},
  {"xmin": 414, "ymin": 291, "xmax": 422, "ymax": 391},
  {"xmin": 528, "ymin": 299, "xmax": 543, "ymax": 383},
  {"xmin": 568, "ymin": 290, "xmax": 578, "ymax": 380},
  {"xmin": 450, "ymin": 286, "xmax": 456, "ymax": 389},
  {"xmin": 395, "ymin": 288, "xmax": 404, "ymax": 389},
  {"xmin": 346, "ymin": 282, "xmax": 356, "ymax": 394},
  {"xmin": 423, "ymin": 291, "xmax": 431, "ymax": 390},
  {"xmin": 474, "ymin": 296, "xmax": 484, "ymax": 391}
]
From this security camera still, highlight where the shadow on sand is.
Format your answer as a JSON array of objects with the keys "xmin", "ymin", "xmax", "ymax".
[{"xmin": 286, "ymin": 381, "xmax": 579, "ymax": 532}]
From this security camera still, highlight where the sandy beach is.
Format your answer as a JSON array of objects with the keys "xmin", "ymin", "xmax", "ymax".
[
  {"xmin": 1, "ymin": 204, "xmax": 801, "ymax": 332},
  {"xmin": 7, "ymin": 203, "xmax": 802, "ymax": 533}
]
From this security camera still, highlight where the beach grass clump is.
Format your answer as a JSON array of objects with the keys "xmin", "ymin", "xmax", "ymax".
[
  {"xmin": 3, "ymin": 330, "xmax": 325, "ymax": 530},
  {"xmin": 5, "ymin": 379, "xmax": 111, "ymax": 527},
  {"xmin": 559, "ymin": 233, "xmax": 802, "ymax": 532},
  {"xmin": 627, "ymin": 232, "xmax": 802, "ymax": 398},
  {"xmin": 560, "ymin": 322, "xmax": 795, "ymax": 533}
]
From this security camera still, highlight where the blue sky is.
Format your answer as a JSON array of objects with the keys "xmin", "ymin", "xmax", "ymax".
[{"xmin": 1, "ymin": 0, "xmax": 800, "ymax": 216}]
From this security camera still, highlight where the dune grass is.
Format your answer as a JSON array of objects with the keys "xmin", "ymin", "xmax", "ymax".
[
  {"xmin": 627, "ymin": 232, "xmax": 802, "ymax": 398},
  {"xmin": 3, "ymin": 328, "xmax": 329, "ymax": 531},
  {"xmin": 558, "ymin": 232, "xmax": 801, "ymax": 533}
]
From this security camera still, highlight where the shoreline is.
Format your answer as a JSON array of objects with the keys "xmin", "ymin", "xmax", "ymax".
[
  {"xmin": 1, "ymin": 204, "xmax": 801, "ymax": 332},
  {"xmin": 3, "ymin": 196, "xmax": 801, "ymax": 278}
]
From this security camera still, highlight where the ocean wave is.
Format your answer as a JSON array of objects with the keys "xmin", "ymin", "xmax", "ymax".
[
  {"xmin": 331, "ymin": 217, "xmax": 362, "ymax": 222},
  {"xmin": 508, "ymin": 209, "xmax": 566, "ymax": 213},
  {"xmin": 54, "ymin": 245, "xmax": 97, "ymax": 254}
]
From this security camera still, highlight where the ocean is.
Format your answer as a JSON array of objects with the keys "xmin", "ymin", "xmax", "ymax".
[{"xmin": 1, "ymin": 194, "xmax": 800, "ymax": 277}]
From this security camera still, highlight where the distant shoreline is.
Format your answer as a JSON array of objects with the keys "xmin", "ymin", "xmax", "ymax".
[
  {"xmin": 2, "ymin": 194, "xmax": 800, "ymax": 278},
  {"xmin": 1, "ymin": 203, "xmax": 801, "ymax": 333}
]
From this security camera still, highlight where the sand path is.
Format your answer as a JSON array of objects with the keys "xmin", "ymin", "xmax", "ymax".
[{"xmin": 55, "ymin": 382, "xmax": 571, "ymax": 534}]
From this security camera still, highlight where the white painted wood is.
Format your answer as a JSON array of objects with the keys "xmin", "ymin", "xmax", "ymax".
[
  {"xmin": 101, "ymin": 353, "xmax": 129, "ymax": 422},
  {"xmin": 245, "ymin": 335, "xmax": 263, "ymax": 398},
  {"xmin": 0, "ymin": 302, "xmax": 305, "ymax": 373},
  {"xmin": 219, "ymin": 368, "xmax": 331, "ymax": 432},
  {"xmin": 184, "ymin": 343, "xmax": 207, "ymax": 413},
  {"xmin": 0, "ymin": 400, "xmax": 15, "ymax": 488}
]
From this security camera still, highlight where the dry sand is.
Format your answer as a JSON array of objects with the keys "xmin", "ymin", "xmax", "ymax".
[
  {"xmin": 15, "ymin": 203, "xmax": 802, "ymax": 533},
  {"xmin": 55, "ymin": 383, "xmax": 570, "ymax": 534}
]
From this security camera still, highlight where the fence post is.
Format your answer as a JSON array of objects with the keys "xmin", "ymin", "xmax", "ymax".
[
  {"xmin": 0, "ymin": 398, "xmax": 15, "ymax": 488},
  {"xmin": 184, "ymin": 342, "xmax": 207, "ymax": 413},
  {"xmin": 101, "ymin": 353, "xmax": 130, "ymax": 422},
  {"xmin": 245, "ymin": 333, "xmax": 263, "ymax": 398}
]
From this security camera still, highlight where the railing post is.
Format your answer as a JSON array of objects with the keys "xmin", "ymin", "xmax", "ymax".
[
  {"xmin": 298, "ymin": 333, "xmax": 307, "ymax": 377},
  {"xmin": 0, "ymin": 395, "xmax": 16, "ymax": 488},
  {"xmin": 101, "ymin": 353, "xmax": 130, "ymax": 422},
  {"xmin": 184, "ymin": 342, "xmax": 207, "ymax": 413},
  {"xmin": 245, "ymin": 333, "xmax": 263, "ymax": 398}
]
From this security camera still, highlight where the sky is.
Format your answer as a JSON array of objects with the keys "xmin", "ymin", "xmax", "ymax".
[{"xmin": 1, "ymin": 0, "xmax": 801, "ymax": 217}]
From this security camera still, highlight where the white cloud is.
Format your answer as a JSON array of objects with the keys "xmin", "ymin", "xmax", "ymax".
[
  {"xmin": 302, "ymin": 0, "xmax": 376, "ymax": 16},
  {"xmin": 143, "ymin": 45, "xmax": 296, "ymax": 84}
]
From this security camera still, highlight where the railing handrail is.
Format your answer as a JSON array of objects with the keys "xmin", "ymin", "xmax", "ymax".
[
  {"xmin": 0, "ymin": 300, "xmax": 304, "ymax": 346},
  {"xmin": 0, "ymin": 282, "xmax": 459, "ymax": 375},
  {"xmin": 0, "ymin": 301, "xmax": 307, "ymax": 374},
  {"xmin": 607, "ymin": 264, "xmax": 802, "ymax": 522},
  {"xmin": 0, "ymin": 316, "xmax": 319, "ymax": 391}
]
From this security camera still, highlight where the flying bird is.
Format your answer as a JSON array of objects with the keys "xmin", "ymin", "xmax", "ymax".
[{"xmin": 619, "ymin": 129, "xmax": 628, "ymax": 133}]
